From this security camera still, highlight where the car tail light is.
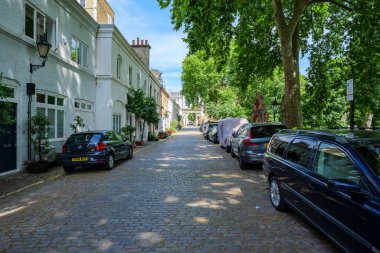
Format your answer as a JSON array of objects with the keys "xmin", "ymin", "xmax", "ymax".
[
  {"xmin": 62, "ymin": 145, "xmax": 68, "ymax": 153},
  {"xmin": 243, "ymin": 138, "xmax": 260, "ymax": 147},
  {"xmin": 96, "ymin": 142, "xmax": 106, "ymax": 151}
]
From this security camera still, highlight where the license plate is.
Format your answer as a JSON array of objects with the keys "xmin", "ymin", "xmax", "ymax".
[
  {"xmin": 264, "ymin": 143, "xmax": 269, "ymax": 147},
  {"xmin": 72, "ymin": 157, "xmax": 89, "ymax": 162}
]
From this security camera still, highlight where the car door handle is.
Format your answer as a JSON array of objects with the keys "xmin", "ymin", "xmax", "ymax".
[{"xmin": 305, "ymin": 178, "xmax": 315, "ymax": 190}]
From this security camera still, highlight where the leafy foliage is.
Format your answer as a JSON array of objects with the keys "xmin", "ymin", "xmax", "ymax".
[
  {"xmin": 158, "ymin": 0, "xmax": 378, "ymax": 127},
  {"xmin": 30, "ymin": 113, "xmax": 50, "ymax": 163},
  {"xmin": 70, "ymin": 115, "xmax": 85, "ymax": 133}
]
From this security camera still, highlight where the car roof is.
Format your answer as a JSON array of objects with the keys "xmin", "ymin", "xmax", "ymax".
[
  {"xmin": 277, "ymin": 129, "xmax": 380, "ymax": 144},
  {"xmin": 248, "ymin": 122, "xmax": 286, "ymax": 127},
  {"xmin": 72, "ymin": 130, "xmax": 109, "ymax": 135}
]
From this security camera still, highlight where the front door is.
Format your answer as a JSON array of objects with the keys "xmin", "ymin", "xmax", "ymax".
[{"xmin": 0, "ymin": 102, "xmax": 17, "ymax": 173}]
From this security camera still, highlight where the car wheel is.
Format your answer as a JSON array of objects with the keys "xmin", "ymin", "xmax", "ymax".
[
  {"xmin": 238, "ymin": 156, "xmax": 249, "ymax": 170},
  {"xmin": 105, "ymin": 154, "xmax": 114, "ymax": 170},
  {"xmin": 63, "ymin": 166, "xmax": 75, "ymax": 173},
  {"xmin": 226, "ymin": 146, "xmax": 231, "ymax": 153},
  {"xmin": 231, "ymin": 148, "xmax": 237, "ymax": 158},
  {"xmin": 269, "ymin": 177, "xmax": 288, "ymax": 211},
  {"xmin": 127, "ymin": 147, "xmax": 133, "ymax": 160}
]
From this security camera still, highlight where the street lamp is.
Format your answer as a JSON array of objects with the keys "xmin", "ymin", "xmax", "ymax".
[
  {"xmin": 30, "ymin": 35, "xmax": 51, "ymax": 73},
  {"xmin": 272, "ymin": 98, "xmax": 279, "ymax": 122},
  {"xmin": 27, "ymin": 35, "xmax": 51, "ymax": 161}
]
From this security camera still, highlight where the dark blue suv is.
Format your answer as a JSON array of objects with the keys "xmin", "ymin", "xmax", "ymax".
[{"xmin": 263, "ymin": 130, "xmax": 380, "ymax": 253}]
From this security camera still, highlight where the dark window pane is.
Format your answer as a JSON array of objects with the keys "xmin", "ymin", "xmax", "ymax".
[
  {"xmin": 74, "ymin": 101, "xmax": 79, "ymax": 108},
  {"xmin": 36, "ymin": 107, "xmax": 45, "ymax": 116},
  {"xmin": 48, "ymin": 108, "xmax": 55, "ymax": 139},
  {"xmin": 57, "ymin": 97, "xmax": 64, "ymax": 106},
  {"xmin": 48, "ymin": 95, "xmax": 55, "ymax": 105},
  {"xmin": 251, "ymin": 125, "xmax": 286, "ymax": 138},
  {"xmin": 37, "ymin": 12, "xmax": 44, "ymax": 40},
  {"xmin": 36, "ymin": 93, "xmax": 45, "ymax": 103},
  {"xmin": 25, "ymin": 4, "xmax": 34, "ymax": 38},
  {"xmin": 67, "ymin": 134, "xmax": 101, "ymax": 144},
  {"xmin": 81, "ymin": 103, "xmax": 86, "ymax": 109},
  {"xmin": 57, "ymin": 110, "xmax": 64, "ymax": 138},
  {"xmin": 269, "ymin": 136, "xmax": 291, "ymax": 157},
  {"xmin": 353, "ymin": 142, "xmax": 380, "ymax": 179},
  {"xmin": 286, "ymin": 139, "xmax": 315, "ymax": 168}
]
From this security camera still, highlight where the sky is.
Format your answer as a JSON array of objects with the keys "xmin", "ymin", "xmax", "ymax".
[
  {"xmin": 107, "ymin": 0, "xmax": 187, "ymax": 92},
  {"xmin": 107, "ymin": 1, "xmax": 309, "ymax": 92}
]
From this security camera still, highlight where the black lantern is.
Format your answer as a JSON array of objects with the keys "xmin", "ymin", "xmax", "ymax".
[
  {"xmin": 272, "ymin": 98, "xmax": 279, "ymax": 122},
  {"xmin": 30, "ymin": 35, "xmax": 51, "ymax": 73}
]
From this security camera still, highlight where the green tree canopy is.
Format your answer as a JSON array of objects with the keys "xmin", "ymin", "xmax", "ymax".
[{"xmin": 159, "ymin": 0, "xmax": 379, "ymax": 127}]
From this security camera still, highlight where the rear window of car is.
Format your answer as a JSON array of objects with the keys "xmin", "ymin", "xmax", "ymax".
[
  {"xmin": 67, "ymin": 134, "xmax": 102, "ymax": 144},
  {"xmin": 251, "ymin": 125, "xmax": 286, "ymax": 138},
  {"xmin": 268, "ymin": 136, "xmax": 291, "ymax": 157},
  {"xmin": 353, "ymin": 141, "xmax": 380, "ymax": 179}
]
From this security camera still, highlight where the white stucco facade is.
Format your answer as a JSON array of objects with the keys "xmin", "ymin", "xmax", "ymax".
[
  {"xmin": 96, "ymin": 25, "xmax": 162, "ymax": 142},
  {"xmin": 0, "ymin": 0, "xmax": 98, "ymax": 175}
]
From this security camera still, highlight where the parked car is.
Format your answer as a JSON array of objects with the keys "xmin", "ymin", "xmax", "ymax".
[
  {"xmin": 263, "ymin": 130, "xmax": 380, "ymax": 253},
  {"xmin": 203, "ymin": 122, "xmax": 217, "ymax": 139},
  {"xmin": 61, "ymin": 130, "xmax": 133, "ymax": 173},
  {"xmin": 208, "ymin": 126, "xmax": 219, "ymax": 144},
  {"xmin": 230, "ymin": 123, "xmax": 286, "ymax": 169},
  {"xmin": 217, "ymin": 118, "xmax": 249, "ymax": 153}
]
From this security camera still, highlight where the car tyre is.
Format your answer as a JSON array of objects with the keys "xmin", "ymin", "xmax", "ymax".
[
  {"xmin": 231, "ymin": 148, "xmax": 237, "ymax": 158},
  {"xmin": 127, "ymin": 147, "xmax": 133, "ymax": 160},
  {"xmin": 63, "ymin": 166, "xmax": 75, "ymax": 173},
  {"xmin": 105, "ymin": 154, "xmax": 114, "ymax": 170},
  {"xmin": 269, "ymin": 176, "xmax": 288, "ymax": 211},
  {"xmin": 239, "ymin": 156, "xmax": 249, "ymax": 170}
]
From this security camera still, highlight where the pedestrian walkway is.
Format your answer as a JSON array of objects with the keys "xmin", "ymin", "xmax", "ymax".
[{"xmin": 0, "ymin": 140, "xmax": 160, "ymax": 199}]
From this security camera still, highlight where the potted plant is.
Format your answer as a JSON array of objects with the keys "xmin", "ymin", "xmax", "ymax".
[
  {"xmin": 26, "ymin": 114, "xmax": 54, "ymax": 173},
  {"xmin": 70, "ymin": 115, "xmax": 85, "ymax": 133},
  {"xmin": 121, "ymin": 125, "xmax": 136, "ymax": 147}
]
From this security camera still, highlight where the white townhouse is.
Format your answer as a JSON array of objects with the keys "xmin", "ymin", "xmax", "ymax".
[
  {"xmin": 96, "ymin": 25, "xmax": 162, "ymax": 141},
  {"xmin": 0, "ymin": 0, "xmax": 98, "ymax": 175}
]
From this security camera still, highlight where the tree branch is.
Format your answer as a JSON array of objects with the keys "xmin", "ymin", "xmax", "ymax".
[
  {"xmin": 272, "ymin": 0, "xmax": 287, "ymax": 33},
  {"xmin": 309, "ymin": 0, "xmax": 353, "ymax": 11},
  {"xmin": 288, "ymin": 0, "xmax": 309, "ymax": 37}
]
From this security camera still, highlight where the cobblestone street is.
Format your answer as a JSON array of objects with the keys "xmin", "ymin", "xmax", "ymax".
[{"xmin": 0, "ymin": 128, "xmax": 339, "ymax": 253}]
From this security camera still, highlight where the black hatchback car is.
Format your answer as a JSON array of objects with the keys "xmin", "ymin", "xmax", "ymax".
[
  {"xmin": 61, "ymin": 130, "xmax": 133, "ymax": 173},
  {"xmin": 263, "ymin": 130, "xmax": 380, "ymax": 253}
]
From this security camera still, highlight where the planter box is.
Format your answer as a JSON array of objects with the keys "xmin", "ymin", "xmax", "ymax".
[
  {"xmin": 135, "ymin": 141, "xmax": 144, "ymax": 146},
  {"xmin": 26, "ymin": 162, "xmax": 51, "ymax": 173}
]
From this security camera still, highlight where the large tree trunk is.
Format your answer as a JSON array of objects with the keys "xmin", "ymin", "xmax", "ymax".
[
  {"xmin": 280, "ymin": 26, "xmax": 302, "ymax": 127},
  {"xmin": 273, "ymin": 0, "xmax": 305, "ymax": 127}
]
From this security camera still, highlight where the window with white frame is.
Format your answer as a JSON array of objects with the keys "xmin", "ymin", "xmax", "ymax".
[
  {"xmin": 137, "ymin": 72, "xmax": 141, "ymax": 89},
  {"xmin": 70, "ymin": 37, "xmax": 88, "ymax": 67},
  {"xmin": 117, "ymin": 55, "xmax": 122, "ymax": 79},
  {"xmin": 36, "ymin": 92, "xmax": 64, "ymax": 139},
  {"xmin": 143, "ymin": 80, "xmax": 147, "ymax": 95},
  {"xmin": 24, "ymin": 3, "xmax": 56, "ymax": 46},
  {"xmin": 113, "ymin": 114, "xmax": 121, "ymax": 132},
  {"xmin": 74, "ymin": 99, "xmax": 93, "ymax": 111},
  {"xmin": 128, "ymin": 66, "xmax": 133, "ymax": 86},
  {"xmin": 79, "ymin": 0, "xmax": 86, "ymax": 7}
]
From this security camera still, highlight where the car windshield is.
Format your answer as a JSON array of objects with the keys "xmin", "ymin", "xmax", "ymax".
[
  {"xmin": 67, "ymin": 133, "xmax": 102, "ymax": 144},
  {"xmin": 353, "ymin": 141, "xmax": 380, "ymax": 179},
  {"xmin": 251, "ymin": 125, "xmax": 286, "ymax": 138}
]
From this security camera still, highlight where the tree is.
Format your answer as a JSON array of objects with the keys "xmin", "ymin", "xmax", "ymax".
[
  {"xmin": 188, "ymin": 113, "xmax": 196, "ymax": 122},
  {"xmin": 126, "ymin": 88, "xmax": 160, "ymax": 142},
  {"xmin": 158, "ymin": 0, "xmax": 374, "ymax": 127},
  {"xmin": 30, "ymin": 113, "xmax": 50, "ymax": 163},
  {"xmin": 70, "ymin": 115, "xmax": 85, "ymax": 133},
  {"xmin": 126, "ymin": 88, "xmax": 147, "ymax": 141}
]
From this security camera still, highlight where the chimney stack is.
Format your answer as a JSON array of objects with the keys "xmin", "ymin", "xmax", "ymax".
[{"xmin": 131, "ymin": 37, "xmax": 151, "ymax": 68}]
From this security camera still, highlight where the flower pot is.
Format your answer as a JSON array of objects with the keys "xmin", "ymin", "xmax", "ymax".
[
  {"xmin": 135, "ymin": 141, "xmax": 144, "ymax": 146},
  {"xmin": 26, "ymin": 161, "xmax": 51, "ymax": 173}
]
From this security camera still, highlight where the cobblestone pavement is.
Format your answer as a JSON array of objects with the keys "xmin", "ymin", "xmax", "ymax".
[{"xmin": 0, "ymin": 128, "xmax": 339, "ymax": 253}]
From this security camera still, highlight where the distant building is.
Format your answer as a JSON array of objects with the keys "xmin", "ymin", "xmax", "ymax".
[{"xmin": 77, "ymin": 0, "xmax": 115, "ymax": 24}]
